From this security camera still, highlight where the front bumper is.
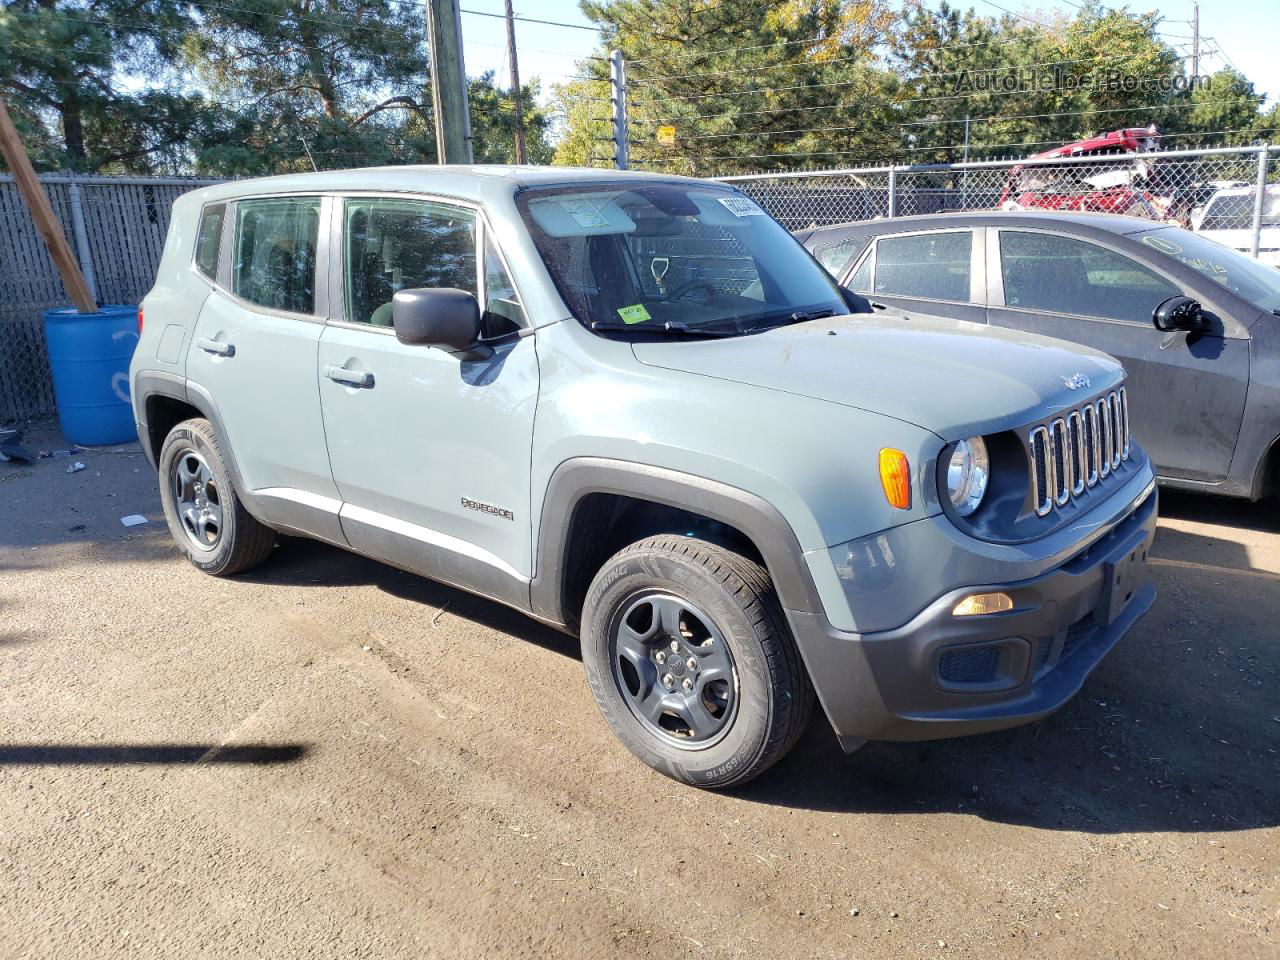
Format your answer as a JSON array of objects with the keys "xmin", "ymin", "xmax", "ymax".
[{"xmin": 788, "ymin": 480, "xmax": 1157, "ymax": 749}]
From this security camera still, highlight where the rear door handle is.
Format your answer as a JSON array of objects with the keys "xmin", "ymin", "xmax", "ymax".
[
  {"xmin": 324, "ymin": 365, "xmax": 375, "ymax": 388},
  {"xmin": 870, "ymin": 301, "xmax": 888, "ymax": 311},
  {"xmin": 196, "ymin": 337, "xmax": 235, "ymax": 357}
]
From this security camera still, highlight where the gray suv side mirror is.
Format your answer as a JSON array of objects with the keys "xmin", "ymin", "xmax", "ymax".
[
  {"xmin": 392, "ymin": 288, "xmax": 493, "ymax": 360},
  {"xmin": 1152, "ymin": 295, "xmax": 1204, "ymax": 332}
]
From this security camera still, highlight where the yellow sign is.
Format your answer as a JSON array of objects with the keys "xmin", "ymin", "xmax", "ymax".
[{"xmin": 657, "ymin": 125, "xmax": 676, "ymax": 147}]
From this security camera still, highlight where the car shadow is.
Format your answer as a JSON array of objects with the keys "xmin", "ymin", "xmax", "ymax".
[
  {"xmin": 241, "ymin": 536, "xmax": 581, "ymax": 662},
  {"xmin": 0, "ymin": 743, "xmax": 308, "ymax": 765},
  {"xmin": 1157, "ymin": 488, "xmax": 1280, "ymax": 534},
  {"xmin": 237, "ymin": 527, "xmax": 1276, "ymax": 836}
]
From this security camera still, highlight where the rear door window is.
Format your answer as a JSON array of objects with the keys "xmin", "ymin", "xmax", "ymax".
[
  {"xmin": 999, "ymin": 230, "xmax": 1179, "ymax": 324},
  {"xmin": 232, "ymin": 197, "xmax": 321, "ymax": 314},
  {"xmin": 873, "ymin": 231, "xmax": 972, "ymax": 301}
]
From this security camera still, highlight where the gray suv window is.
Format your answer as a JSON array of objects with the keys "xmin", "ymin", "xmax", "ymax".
[
  {"xmin": 813, "ymin": 236, "xmax": 870, "ymax": 277},
  {"xmin": 873, "ymin": 232, "xmax": 971, "ymax": 301},
  {"xmin": 194, "ymin": 203, "xmax": 225, "ymax": 280},
  {"xmin": 232, "ymin": 197, "xmax": 321, "ymax": 314},
  {"xmin": 1000, "ymin": 230, "xmax": 1178, "ymax": 324},
  {"xmin": 343, "ymin": 197, "xmax": 477, "ymax": 327}
]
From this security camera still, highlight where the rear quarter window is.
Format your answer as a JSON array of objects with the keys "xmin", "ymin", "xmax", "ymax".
[{"xmin": 193, "ymin": 203, "xmax": 226, "ymax": 280}]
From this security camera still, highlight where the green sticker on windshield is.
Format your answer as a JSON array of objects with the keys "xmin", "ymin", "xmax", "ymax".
[{"xmin": 617, "ymin": 303, "xmax": 652, "ymax": 324}]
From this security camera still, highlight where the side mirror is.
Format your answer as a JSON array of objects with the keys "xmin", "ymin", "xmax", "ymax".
[
  {"xmin": 1152, "ymin": 295, "xmax": 1204, "ymax": 332},
  {"xmin": 840, "ymin": 286, "xmax": 874, "ymax": 315},
  {"xmin": 392, "ymin": 288, "xmax": 492, "ymax": 360}
]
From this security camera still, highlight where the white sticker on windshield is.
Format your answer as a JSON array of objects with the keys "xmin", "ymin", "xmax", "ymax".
[
  {"xmin": 717, "ymin": 196, "xmax": 765, "ymax": 218},
  {"xmin": 560, "ymin": 199, "xmax": 610, "ymax": 229}
]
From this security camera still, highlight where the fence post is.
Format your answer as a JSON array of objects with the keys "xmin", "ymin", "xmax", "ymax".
[
  {"xmin": 66, "ymin": 174, "xmax": 99, "ymax": 303},
  {"xmin": 1250, "ymin": 144, "xmax": 1269, "ymax": 259},
  {"xmin": 610, "ymin": 49, "xmax": 629, "ymax": 170},
  {"xmin": 887, "ymin": 166, "xmax": 897, "ymax": 217}
]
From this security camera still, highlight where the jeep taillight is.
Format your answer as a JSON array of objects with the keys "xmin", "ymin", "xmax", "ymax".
[{"xmin": 138, "ymin": 306, "xmax": 144, "ymax": 333}]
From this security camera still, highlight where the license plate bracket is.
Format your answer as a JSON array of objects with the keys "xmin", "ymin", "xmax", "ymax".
[{"xmin": 1100, "ymin": 531, "xmax": 1151, "ymax": 626}]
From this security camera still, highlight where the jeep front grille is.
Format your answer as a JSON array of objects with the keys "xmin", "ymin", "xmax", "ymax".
[{"xmin": 1029, "ymin": 387, "xmax": 1129, "ymax": 517}]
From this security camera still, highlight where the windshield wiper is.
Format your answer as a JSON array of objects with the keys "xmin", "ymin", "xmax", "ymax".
[
  {"xmin": 786, "ymin": 309, "xmax": 836, "ymax": 323},
  {"xmin": 590, "ymin": 320, "xmax": 740, "ymax": 338},
  {"xmin": 739, "ymin": 308, "xmax": 837, "ymax": 334}
]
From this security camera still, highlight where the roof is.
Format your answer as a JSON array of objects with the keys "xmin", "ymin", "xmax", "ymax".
[
  {"xmin": 1025, "ymin": 126, "xmax": 1160, "ymax": 162},
  {"xmin": 187, "ymin": 164, "xmax": 710, "ymax": 206},
  {"xmin": 800, "ymin": 209, "xmax": 1166, "ymax": 242}
]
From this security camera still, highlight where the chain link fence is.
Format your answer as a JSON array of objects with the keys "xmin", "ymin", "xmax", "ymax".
[
  {"xmin": 0, "ymin": 175, "xmax": 220, "ymax": 422},
  {"xmin": 3, "ymin": 148, "xmax": 1276, "ymax": 423},
  {"xmin": 720, "ymin": 145, "xmax": 1278, "ymax": 252}
]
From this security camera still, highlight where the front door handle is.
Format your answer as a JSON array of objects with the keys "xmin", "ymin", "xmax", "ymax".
[
  {"xmin": 324, "ymin": 365, "xmax": 375, "ymax": 388},
  {"xmin": 196, "ymin": 337, "xmax": 235, "ymax": 357}
]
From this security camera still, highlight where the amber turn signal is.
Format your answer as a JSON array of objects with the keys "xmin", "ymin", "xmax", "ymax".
[
  {"xmin": 952, "ymin": 592, "xmax": 1014, "ymax": 616},
  {"xmin": 879, "ymin": 448, "xmax": 911, "ymax": 510}
]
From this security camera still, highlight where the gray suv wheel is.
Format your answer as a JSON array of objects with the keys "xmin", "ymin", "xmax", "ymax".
[
  {"xmin": 581, "ymin": 535, "xmax": 814, "ymax": 788},
  {"xmin": 158, "ymin": 418, "xmax": 276, "ymax": 576}
]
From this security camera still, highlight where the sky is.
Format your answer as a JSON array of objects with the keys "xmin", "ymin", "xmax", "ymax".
[{"xmin": 458, "ymin": 0, "xmax": 1280, "ymax": 110}]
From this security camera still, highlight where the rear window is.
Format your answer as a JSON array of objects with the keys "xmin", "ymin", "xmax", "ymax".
[
  {"xmin": 1200, "ymin": 193, "xmax": 1280, "ymax": 230},
  {"xmin": 194, "ymin": 203, "xmax": 225, "ymax": 279},
  {"xmin": 873, "ymin": 232, "xmax": 972, "ymax": 301}
]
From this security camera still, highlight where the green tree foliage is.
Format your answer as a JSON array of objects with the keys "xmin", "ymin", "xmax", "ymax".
[
  {"xmin": 579, "ymin": 0, "xmax": 907, "ymax": 174},
  {"xmin": 0, "ymin": 0, "xmax": 207, "ymax": 172},
  {"xmin": 568, "ymin": 0, "xmax": 1275, "ymax": 173},
  {"xmin": 183, "ymin": 0, "xmax": 428, "ymax": 172}
]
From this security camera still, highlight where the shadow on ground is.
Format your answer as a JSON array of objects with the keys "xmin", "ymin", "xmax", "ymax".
[
  {"xmin": 0, "ymin": 744, "xmax": 309, "ymax": 765},
  {"xmin": 242, "ymin": 536, "xmax": 581, "ymax": 661}
]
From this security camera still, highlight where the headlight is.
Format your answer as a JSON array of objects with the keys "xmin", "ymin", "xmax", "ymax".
[{"xmin": 947, "ymin": 437, "xmax": 989, "ymax": 517}]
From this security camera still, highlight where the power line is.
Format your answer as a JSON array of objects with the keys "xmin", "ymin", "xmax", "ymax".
[
  {"xmin": 458, "ymin": 7, "xmax": 597, "ymax": 32},
  {"xmin": 898, "ymin": 97, "xmax": 1267, "ymax": 128},
  {"xmin": 635, "ymin": 70, "xmax": 1227, "ymax": 124}
]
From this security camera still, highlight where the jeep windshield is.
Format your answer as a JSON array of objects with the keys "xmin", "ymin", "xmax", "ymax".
[
  {"xmin": 1135, "ymin": 226, "xmax": 1280, "ymax": 314},
  {"xmin": 515, "ymin": 182, "xmax": 848, "ymax": 336}
]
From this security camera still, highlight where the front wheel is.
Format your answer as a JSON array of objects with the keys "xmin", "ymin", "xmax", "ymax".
[{"xmin": 580, "ymin": 535, "xmax": 814, "ymax": 788}]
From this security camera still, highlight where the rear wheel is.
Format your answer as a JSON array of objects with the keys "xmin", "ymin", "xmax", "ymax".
[
  {"xmin": 158, "ymin": 418, "xmax": 275, "ymax": 576},
  {"xmin": 581, "ymin": 535, "xmax": 814, "ymax": 788}
]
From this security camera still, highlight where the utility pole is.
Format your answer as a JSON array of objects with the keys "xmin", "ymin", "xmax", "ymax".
[
  {"xmin": 0, "ymin": 96, "xmax": 95, "ymax": 313},
  {"xmin": 1191, "ymin": 2, "xmax": 1200, "ymax": 78},
  {"xmin": 425, "ymin": 0, "xmax": 473, "ymax": 164},
  {"xmin": 962, "ymin": 114, "xmax": 971, "ymax": 164},
  {"xmin": 503, "ymin": 0, "xmax": 526, "ymax": 164},
  {"xmin": 610, "ymin": 49, "xmax": 628, "ymax": 170}
]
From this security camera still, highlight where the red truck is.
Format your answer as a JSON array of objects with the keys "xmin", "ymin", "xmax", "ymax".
[{"xmin": 998, "ymin": 126, "xmax": 1181, "ymax": 222}]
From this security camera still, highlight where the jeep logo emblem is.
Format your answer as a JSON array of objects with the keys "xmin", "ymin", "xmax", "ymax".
[{"xmin": 1062, "ymin": 373, "xmax": 1091, "ymax": 390}]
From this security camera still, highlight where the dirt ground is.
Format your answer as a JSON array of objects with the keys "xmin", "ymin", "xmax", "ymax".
[{"xmin": 1, "ymin": 418, "xmax": 1277, "ymax": 959}]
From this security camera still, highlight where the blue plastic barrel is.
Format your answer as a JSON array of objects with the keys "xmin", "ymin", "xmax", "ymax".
[{"xmin": 42, "ymin": 304, "xmax": 140, "ymax": 446}]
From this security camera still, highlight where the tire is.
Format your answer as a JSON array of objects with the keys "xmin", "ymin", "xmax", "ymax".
[
  {"xmin": 581, "ymin": 535, "xmax": 814, "ymax": 789},
  {"xmin": 157, "ymin": 418, "xmax": 276, "ymax": 576}
]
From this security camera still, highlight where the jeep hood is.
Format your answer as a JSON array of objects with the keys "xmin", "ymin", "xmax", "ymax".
[{"xmin": 631, "ymin": 314, "xmax": 1124, "ymax": 440}]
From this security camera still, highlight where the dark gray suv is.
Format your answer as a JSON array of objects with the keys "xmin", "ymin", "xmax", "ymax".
[{"xmin": 800, "ymin": 211, "xmax": 1280, "ymax": 501}]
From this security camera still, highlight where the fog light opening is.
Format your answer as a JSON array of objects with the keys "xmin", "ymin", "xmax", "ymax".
[{"xmin": 952, "ymin": 592, "xmax": 1014, "ymax": 617}]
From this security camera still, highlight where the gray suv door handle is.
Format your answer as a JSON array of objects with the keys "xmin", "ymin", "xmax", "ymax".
[
  {"xmin": 324, "ymin": 365, "xmax": 375, "ymax": 388},
  {"xmin": 196, "ymin": 337, "xmax": 235, "ymax": 357}
]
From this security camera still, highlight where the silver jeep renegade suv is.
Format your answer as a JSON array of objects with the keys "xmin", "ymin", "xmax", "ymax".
[{"xmin": 131, "ymin": 166, "xmax": 1157, "ymax": 788}]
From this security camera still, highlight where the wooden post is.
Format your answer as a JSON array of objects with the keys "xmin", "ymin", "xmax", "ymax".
[
  {"xmin": 0, "ymin": 96, "xmax": 97, "ymax": 313},
  {"xmin": 503, "ymin": 0, "xmax": 526, "ymax": 165},
  {"xmin": 425, "ymin": 0, "xmax": 473, "ymax": 164}
]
